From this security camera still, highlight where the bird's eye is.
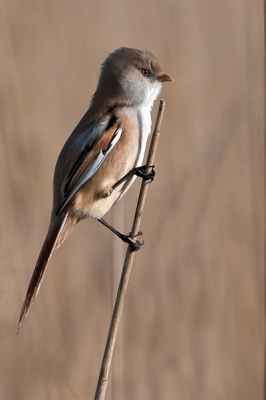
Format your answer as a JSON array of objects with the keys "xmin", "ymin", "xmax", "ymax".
[{"xmin": 141, "ymin": 69, "xmax": 150, "ymax": 77}]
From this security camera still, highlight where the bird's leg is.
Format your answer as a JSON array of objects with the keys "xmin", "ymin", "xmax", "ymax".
[
  {"xmin": 98, "ymin": 218, "xmax": 143, "ymax": 251},
  {"xmin": 98, "ymin": 165, "xmax": 154, "ymax": 250},
  {"xmin": 112, "ymin": 165, "xmax": 155, "ymax": 191}
]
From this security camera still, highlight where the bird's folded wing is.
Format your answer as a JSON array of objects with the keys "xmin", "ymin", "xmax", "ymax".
[{"xmin": 56, "ymin": 113, "xmax": 122, "ymax": 214}]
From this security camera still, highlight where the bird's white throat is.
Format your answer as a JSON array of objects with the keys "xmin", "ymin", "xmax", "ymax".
[{"xmin": 121, "ymin": 74, "xmax": 162, "ymax": 109}]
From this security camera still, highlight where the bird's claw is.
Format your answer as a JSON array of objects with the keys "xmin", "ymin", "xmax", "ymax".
[
  {"xmin": 134, "ymin": 165, "xmax": 155, "ymax": 183},
  {"xmin": 129, "ymin": 239, "xmax": 144, "ymax": 252},
  {"xmin": 121, "ymin": 234, "xmax": 144, "ymax": 252},
  {"xmin": 126, "ymin": 231, "xmax": 143, "ymax": 238}
]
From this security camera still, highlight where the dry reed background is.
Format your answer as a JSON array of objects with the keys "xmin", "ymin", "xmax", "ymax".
[{"xmin": 0, "ymin": 1, "xmax": 264, "ymax": 399}]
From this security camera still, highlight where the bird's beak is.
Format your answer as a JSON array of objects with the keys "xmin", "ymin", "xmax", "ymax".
[{"xmin": 156, "ymin": 73, "xmax": 174, "ymax": 83}]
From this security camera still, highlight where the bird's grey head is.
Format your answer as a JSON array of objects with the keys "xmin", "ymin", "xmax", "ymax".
[{"xmin": 92, "ymin": 47, "xmax": 173, "ymax": 111}]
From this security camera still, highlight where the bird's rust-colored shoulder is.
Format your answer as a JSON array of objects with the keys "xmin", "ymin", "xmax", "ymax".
[{"xmin": 68, "ymin": 121, "xmax": 121, "ymax": 190}]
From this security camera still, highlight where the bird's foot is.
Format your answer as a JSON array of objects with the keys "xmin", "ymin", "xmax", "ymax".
[
  {"xmin": 120, "ymin": 233, "xmax": 144, "ymax": 252},
  {"xmin": 134, "ymin": 165, "xmax": 155, "ymax": 183}
]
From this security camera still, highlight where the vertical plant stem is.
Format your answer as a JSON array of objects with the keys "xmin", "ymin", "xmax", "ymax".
[{"xmin": 93, "ymin": 99, "xmax": 166, "ymax": 400}]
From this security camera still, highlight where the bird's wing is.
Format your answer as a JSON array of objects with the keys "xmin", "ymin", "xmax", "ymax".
[{"xmin": 56, "ymin": 112, "xmax": 122, "ymax": 214}]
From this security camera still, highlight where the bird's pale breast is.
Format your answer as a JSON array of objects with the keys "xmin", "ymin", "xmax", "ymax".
[{"xmin": 72, "ymin": 105, "xmax": 152, "ymax": 219}]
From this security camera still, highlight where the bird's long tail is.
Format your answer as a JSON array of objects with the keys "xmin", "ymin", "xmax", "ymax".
[{"xmin": 18, "ymin": 213, "xmax": 69, "ymax": 332}]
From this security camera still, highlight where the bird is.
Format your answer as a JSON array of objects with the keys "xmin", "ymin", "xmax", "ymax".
[{"xmin": 18, "ymin": 47, "xmax": 173, "ymax": 330}]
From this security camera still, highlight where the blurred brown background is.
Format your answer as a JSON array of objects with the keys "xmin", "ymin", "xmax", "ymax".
[{"xmin": 0, "ymin": 1, "xmax": 264, "ymax": 399}]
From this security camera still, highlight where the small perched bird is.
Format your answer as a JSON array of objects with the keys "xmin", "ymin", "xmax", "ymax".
[{"xmin": 18, "ymin": 47, "xmax": 173, "ymax": 330}]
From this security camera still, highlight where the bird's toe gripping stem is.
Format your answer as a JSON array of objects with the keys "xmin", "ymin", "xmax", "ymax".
[{"xmin": 134, "ymin": 165, "xmax": 155, "ymax": 183}]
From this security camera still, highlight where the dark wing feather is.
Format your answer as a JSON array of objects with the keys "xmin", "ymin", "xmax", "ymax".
[{"xmin": 56, "ymin": 113, "xmax": 122, "ymax": 214}]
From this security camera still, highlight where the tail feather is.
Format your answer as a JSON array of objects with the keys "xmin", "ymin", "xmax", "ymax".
[{"xmin": 18, "ymin": 213, "xmax": 68, "ymax": 333}]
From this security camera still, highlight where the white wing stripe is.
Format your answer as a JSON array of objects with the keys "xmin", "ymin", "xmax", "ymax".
[{"xmin": 58, "ymin": 127, "xmax": 122, "ymax": 213}]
